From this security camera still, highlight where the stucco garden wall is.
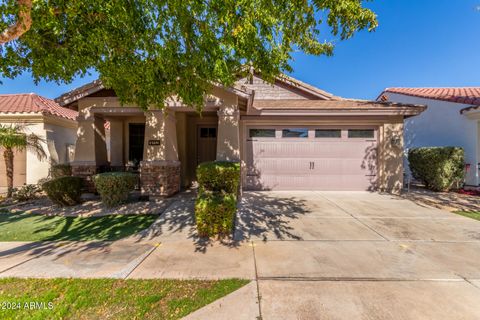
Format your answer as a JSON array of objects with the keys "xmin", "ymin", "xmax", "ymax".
[{"xmin": 44, "ymin": 121, "xmax": 77, "ymax": 165}]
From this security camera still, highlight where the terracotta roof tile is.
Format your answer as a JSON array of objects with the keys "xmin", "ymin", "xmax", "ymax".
[
  {"xmin": 0, "ymin": 93, "xmax": 78, "ymax": 121},
  {"xmin": 382, "ymin": 87, "xmax": 480, "ymax": 105}
]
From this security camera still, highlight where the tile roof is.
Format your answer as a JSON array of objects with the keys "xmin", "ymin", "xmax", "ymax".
[
  {"xmin": 381, "ymin": 87, "xmax": 480, "ymax": 105},
  {"xmin": 253, "ymin": 99, "xmax": 426, "ymax": 110},
  {"xmin": 0, "ymin": 93, "xmax": 78, "ymax": 120}
]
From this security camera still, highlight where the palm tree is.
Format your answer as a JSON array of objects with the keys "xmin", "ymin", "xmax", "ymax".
[{"xmin": 0, "ymin": 124, "xmax": 47, "ymax": 198}]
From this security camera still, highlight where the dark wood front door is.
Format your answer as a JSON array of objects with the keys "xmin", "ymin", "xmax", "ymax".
[
  {"xmin": 129, "ymin": 123, "xmax": 145, "ymax": 164},
  {"xmin": 197, "ymin": 126, "xmax": 217, "ymax": 165}
]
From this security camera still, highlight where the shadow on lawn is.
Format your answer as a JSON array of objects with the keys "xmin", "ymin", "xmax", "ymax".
[
  {"xmin": 0, "ymin": 213, "xmax": 157, "ymax": 262},
  {"xmin": 0, "ymin": 190, "xmax": 309, "ymax": 260}
]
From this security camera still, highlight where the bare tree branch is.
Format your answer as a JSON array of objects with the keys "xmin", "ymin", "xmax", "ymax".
[{"xmin": 0, "ymin": 0, "xmax": 32, "ymax": 44}]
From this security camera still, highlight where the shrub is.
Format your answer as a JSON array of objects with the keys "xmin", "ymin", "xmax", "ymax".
[
  {"xmin": 195, "ymin": 191, "xmax": 237, "ymax": 237},
  {"xmin": 195, "ymin": 161, "xmax": 240, "ymax": 238},
  {"xmin": 12, "ymin": 184, "xmax": 41, "ymax": 202},
  {"xmin": 42, "ymin": 176, "xmax": 83, "ymax": 206},
  {"xmin": 93, "ymin": 172, "xmax": 138, "ymax": 207},
  {"xmin": 408, "ymin": 147, "xmax": 465, "ymax": 192},
  {"xmin": 51, "ymin": 164, "xmax": 72, "ymax": 178},
  {"xmin": 196, "ymin": 161, "xmax": 240, "ymax": 194}
]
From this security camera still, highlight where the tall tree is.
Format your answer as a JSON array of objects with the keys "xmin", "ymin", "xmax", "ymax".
[
  {"xmin": 0, "ymin": 124, "xmax": 46, "ymax": 198},
  {"xmin": 0, "ymin": 0, "xmax": 377, "ymax": 109}
]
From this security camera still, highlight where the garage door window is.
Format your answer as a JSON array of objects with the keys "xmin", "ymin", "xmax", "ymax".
[
  {"xmin": 282, "ymin": 128, "xmax": 308, "ymax": 138},
  {"xmin": 249, "ymin": 129, "xmax": 276, "ymax": 138},
  {"xmin": 348, "ymin": 129, "xmax": 374, "ymax": 138},
  {"xmin": 315, "ymin": 129, "xmax": 341, "ymax": 138}
]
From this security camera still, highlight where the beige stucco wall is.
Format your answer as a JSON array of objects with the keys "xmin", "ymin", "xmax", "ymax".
[
  {"xmin": 213, "ymin": 87, "xmax": 240, "ymax": 162},
  {"xmin": 143, "ymin": 110, "xmax": 178, "ymax": 161},
  {"xmin": 73, "ymin": 116, "xmax": 108, "ymax": 165},
  {"xmin": 378, "ymin": 119, "xmax": 404, "ymax": 194}
]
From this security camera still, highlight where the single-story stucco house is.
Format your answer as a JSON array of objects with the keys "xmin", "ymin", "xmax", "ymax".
[
  {"xmin": 0, "ymin": 93, "xmax": 78, "ymax": 191},
  {"xmin": 55, "ymin": 75, "xmax": 425, "ymax": 196},
  {"xmin": 378, "ymin": 87, "xmax": 480, "ymax": 186}
]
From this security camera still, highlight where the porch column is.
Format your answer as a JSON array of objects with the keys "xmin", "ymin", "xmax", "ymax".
[
  {"xmin": 216, "ymin": 105, "xmax": 240, "ymax": 161},
  {"xmin": 71, "ymin": 111, "xmax": 108, "ymax": 192},
  {"xmin": 140, "ymin": 110, "xmax": 180, "ymax": 197}
]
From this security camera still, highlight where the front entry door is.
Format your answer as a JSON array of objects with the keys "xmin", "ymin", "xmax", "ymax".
[
  {"xmin": 197, "ymin": 126, "xmax": 217, "ymax": 165},
  {"xmin": 129, "ymin": 123, "xmax": 145, "ymax": 164}
]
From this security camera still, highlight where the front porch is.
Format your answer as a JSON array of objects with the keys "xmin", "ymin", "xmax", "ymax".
[{"xmin": 71, "ymin": 87, "xmax": 244, "ymax": 197}]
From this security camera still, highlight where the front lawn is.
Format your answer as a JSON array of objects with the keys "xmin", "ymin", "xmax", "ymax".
[
  {"xmin": 0, "ymin": 213, "xmax": 157, "ymax": 241},
  {"xmin": 0, "ymin": 278, "xmax": 248, "ymax": 319},
  {"xmin": 454, "ymin": 210, "xmax": 480, "ymax": 221}
]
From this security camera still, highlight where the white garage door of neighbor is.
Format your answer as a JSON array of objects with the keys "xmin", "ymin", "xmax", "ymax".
[{"xmin": 245, "ymin": 127, "xmax": 378, "ymax": 191}]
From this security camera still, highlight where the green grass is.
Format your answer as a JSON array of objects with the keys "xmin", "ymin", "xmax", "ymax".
[
  {"xmin": 0, "ymin": 278, "xmax": 248, "ymax": 319},
  {"xmin": 454, "ymin": 210, "xmax": 480, "ymax": 221},
  {"xmin": 0, "ymin": 213, "xmax": 157, "ymax": 241}
]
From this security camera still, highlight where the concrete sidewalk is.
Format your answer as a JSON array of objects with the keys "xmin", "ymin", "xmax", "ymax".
[{"xmin": 1, "ymin": 191, "xmax": 480, "ymax": 319}]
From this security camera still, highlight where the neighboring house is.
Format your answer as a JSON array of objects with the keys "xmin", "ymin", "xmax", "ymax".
[
  {"xmin": 55, "ymin": 75, "xmax": 425, "ymax": 195},
  {"xmin": 0, "ymin": 94, "xmax": 78, "ymax": 191},
  {"xmin": 378, "ymin": 87, "xmax": 480, "ymax": 186}
]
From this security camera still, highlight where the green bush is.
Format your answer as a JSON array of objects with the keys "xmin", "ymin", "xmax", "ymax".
[
  {"xmin": 93, "ymin": 172, "xmax": 138, "ymax": 207},
  {"xmin": 195, "ymin": 161, "xmax": 240, "ymax": 238},
  {"xmin": 42, "ymin": 176, "xmax": 83, "ymax": 206},
  {"xmin": 51, "ymin": 164, "xmax": 72, "ymax": 178},
  {"xmin": 196, "ymin": 161, "xmax": 240, "ymax": 194},
  {"xmin": 12, "ymin": 184, "xmax": 41, "ymax": 202},
  {"xmin": 195, "ymin": 191, "xmax": 237, "ymax": 237},
  {"xmin": 408, "ymin": 147, "xmax": 465, "ymax": 192}
]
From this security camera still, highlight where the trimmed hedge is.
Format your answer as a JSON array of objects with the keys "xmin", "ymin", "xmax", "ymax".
[
  {"xmin": 93, "ymin": 172, "xmax": 138, "ymax": 207},
  {"xmin": 51, "ymin": 164, "xmax": 72, "ymax": 178},
  {"xmin": 195, "ymin": 191, "xmax": 237, "ymax": 237},
  {"xmin": 408, "ymin": 147, "xmax": 465, "ymax": 192},
  {"xmin": 195, "ymin": 161, "xmax": 240, "ymax": 238},
  {"xmin": 42, "ymin": 176, "xmax": 83, "ymax": 206},
  {"xmin": 196, "ymin": 161, "xmax": 240, "ymax": 194}
]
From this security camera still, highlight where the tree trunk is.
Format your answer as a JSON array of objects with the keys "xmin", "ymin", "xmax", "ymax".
[
  {"xmin": 4, "ymin": 148, "xmax": 14, "ymax": 198},
  {"xmin": 0, "ymin": 0, "xmax": 33, "ymax": 44}
]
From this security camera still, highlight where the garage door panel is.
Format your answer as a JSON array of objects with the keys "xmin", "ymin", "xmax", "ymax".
[
  {"xmin": 250, "ymin": 141, "xmax": 319, "ymax": 158},
  {"xmin": 247, "ymin": 174, "xmax": 376, "ymax": 191},
  {"xmin": 246, "ymin": 127, "xmax": 378, "ymax": 191},
  {"xmin": 0, "ymin": 147, "xmax": 26, "ymax": 189},
  {"xmin": 248, "ymin": 158, "xmax": 311, "ymax": 175},
  {"xmin": 249, "ymin": 141, "xmax": 376, "ymax": 159},
  {"xmin": 313, "ymin": 158, "xmax": 376, "ymax": 176}
]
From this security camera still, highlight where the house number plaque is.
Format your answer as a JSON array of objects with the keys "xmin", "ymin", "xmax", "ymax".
[{"xmin": 148, "ymin": 140, "xmax": 161, "ymax": 146}]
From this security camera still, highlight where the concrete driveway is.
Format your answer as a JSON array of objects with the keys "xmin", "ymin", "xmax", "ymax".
[
  {"xmin": 230, "ymin": 191, "xmax": 480, "ymax": 320},
  {"xmin": 1, "ymin": 191, "xmax": 480, "ymax": 319}
]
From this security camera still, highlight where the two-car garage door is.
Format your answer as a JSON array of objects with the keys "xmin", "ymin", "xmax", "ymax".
[{"xmin": 245, "ymin": 127, "xmax": 378, "ymax": 191}]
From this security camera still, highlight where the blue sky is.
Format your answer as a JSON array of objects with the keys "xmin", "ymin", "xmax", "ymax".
[{"xmin": 1, "ymin": 0, "xmax": 479, "ymax": 100}]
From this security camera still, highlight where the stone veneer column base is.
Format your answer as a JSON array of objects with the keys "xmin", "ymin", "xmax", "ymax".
[
  {"xmin": 140, "ymin": 160, "xmax": 181, "ymax": 197},
  {"xmin": 71, "ymin": 162, "xmax": 100, "ymax": 193}
]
